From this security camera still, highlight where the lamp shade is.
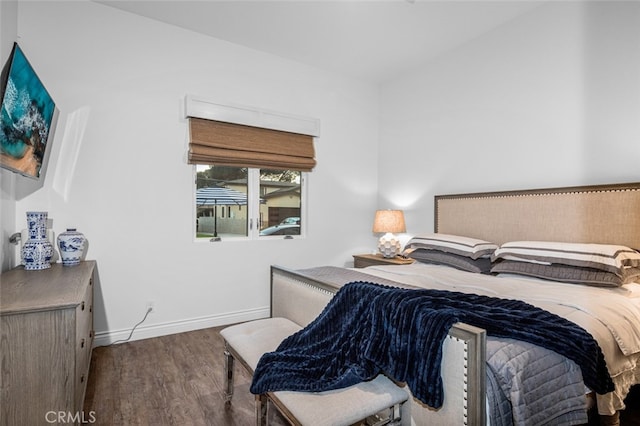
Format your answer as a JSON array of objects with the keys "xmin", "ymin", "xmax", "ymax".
[{"xmin": 372, "ymin": 210, "xmax": 406, "ymax": 234}]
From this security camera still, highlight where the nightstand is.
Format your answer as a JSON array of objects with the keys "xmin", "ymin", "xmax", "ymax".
[{"xmin": 352, "ymin": 253, "xmax": 415, "ymax": 268}]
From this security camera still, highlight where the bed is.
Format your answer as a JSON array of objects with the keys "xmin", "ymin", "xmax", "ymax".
[{"xmin": 266, "ymin": 182, "xmax": 640, "ymax": 426}]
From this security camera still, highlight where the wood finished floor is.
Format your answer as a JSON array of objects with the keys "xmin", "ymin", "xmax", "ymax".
[
  {"xmin": 84, "ymin": 326, "xmax": 640, "ymax": 426},
  {"xmin": 84, "ymin": 325, "xmax": 287, "ymax": 426}
]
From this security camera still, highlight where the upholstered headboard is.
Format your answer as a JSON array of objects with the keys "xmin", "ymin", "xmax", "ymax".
[{"xmin": 435, "ymin": 182, "xmax": 640, "ymax": 249}]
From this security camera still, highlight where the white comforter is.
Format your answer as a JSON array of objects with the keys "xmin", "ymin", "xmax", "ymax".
[{"xmin": 359, "ymin": 263, "xmax": 640, "ymax": 415}]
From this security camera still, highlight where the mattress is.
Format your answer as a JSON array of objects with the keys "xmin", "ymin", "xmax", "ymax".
[{"xmin": 357, "ymin": 263, "xmax": 640, "ymax": 416}]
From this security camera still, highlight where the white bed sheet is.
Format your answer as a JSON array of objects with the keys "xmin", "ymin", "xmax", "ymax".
[{"xmin": 357, "ymin": 263, "xmax": 640, "ymax": 415}]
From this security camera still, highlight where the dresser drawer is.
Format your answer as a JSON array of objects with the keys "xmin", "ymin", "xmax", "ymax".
[{"xmin": 75, "ymin": 275, "xmax": 94, "ymax": 410}]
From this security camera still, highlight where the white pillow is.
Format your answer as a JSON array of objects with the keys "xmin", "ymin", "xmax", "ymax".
[
  {"xmin": 492, "ymin": 241, "xmax": 640, "ymax": 275},
  {"xmin": 404, "ymin": 233, "xmax": 498, "ymax": 260}
]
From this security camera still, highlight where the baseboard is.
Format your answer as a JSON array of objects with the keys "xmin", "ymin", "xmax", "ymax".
[{"xmin": 93, "ymin": 306, "xmax": 270, "ymax": 347}]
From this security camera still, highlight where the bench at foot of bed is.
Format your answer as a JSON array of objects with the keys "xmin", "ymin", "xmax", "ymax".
[{"xmin": 220, "ymin": 317, "xmax": 409, "ymax": 426}]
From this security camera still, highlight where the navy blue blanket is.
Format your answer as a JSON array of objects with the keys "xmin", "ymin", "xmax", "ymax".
[{"xmin": 251, "ymin": 281, "xmax": 614, "ymax": 408}]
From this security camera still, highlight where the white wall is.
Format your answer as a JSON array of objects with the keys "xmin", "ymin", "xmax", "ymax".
[
  {"xmin": 0, "ymin": 1, "xmax": 18, "ymax": 272},
  {"xmin": 13, "ymin": 1, "xmax": 380, "ymax": 343},
  {"xmin": 7, "ymin": 1, "xmax": 639, "ymax": 342},
  {"xmin": 379, "ymin": 1, "xmax": 640, "ymax": 234}
]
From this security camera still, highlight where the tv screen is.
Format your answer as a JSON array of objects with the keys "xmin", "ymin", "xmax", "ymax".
[{"xmin": 0, "ymin": 42, "xmax": 56, "ymax": 179}]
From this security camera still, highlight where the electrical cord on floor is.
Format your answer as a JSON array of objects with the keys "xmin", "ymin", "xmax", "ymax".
[{"xmin": 108, "ymin": 307, "xmax": 153, "ymax": 346}]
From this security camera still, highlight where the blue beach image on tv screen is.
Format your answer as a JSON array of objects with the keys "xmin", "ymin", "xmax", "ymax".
[{"xmin": 0, "ymin": 43, "xmax": 56, "ymax": 178}]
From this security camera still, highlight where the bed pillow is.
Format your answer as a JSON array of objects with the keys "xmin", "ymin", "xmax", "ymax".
[
  {"xmin": 404, "ymin": 233, "xmax": 498, "ymax": 260},
  {"xmin": 408, "ymin": 249, "xmax": 493, "ymax": 274},
  {"xmin": 491, "ymin": 241, "xmax": 640, "ymax": 276},
  {"xmin": 491, "ymin": 260, "xmax": 640, "ymax": 287}
]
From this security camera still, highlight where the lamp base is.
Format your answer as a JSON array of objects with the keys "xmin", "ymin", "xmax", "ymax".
[{"xmin": 378, "ymin": 233, "xmax": 401, "ymax": 258}]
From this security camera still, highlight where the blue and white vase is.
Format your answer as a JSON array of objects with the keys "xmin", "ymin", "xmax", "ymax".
[
  {"xmin": 57, "ymin": 228, "xmax": 86, "ymax": 266},
  {"xmin": 21, "ymin": 211, "xmax": 54, "ymax": 270}
]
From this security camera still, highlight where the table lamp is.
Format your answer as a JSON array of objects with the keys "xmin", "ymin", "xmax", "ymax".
[{"xmin": 372, "ymin": 210, "xmax": 406, "ymax": 258}]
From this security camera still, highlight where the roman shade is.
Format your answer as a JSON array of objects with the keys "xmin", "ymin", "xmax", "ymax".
[{"xmin": 188, "ymin": 118, "xmax": 316, "ymax": 171}]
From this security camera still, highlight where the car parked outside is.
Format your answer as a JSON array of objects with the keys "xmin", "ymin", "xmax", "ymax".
[
  {"xmin": 279, "ymin": 217, "xmax": 300, "ymax": 225},
  {"xmin": 259, "ymin": 224, "xmax": 300, "ymax": 236}
]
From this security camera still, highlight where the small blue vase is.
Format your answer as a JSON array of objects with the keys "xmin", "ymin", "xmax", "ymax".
[
  {"xmin": 57, "ymin": 228, "xmax": 86, "ymax": 266},
  {"xmin": 21, "ymin": 211, "xmax": 54, "ymax": 270}
]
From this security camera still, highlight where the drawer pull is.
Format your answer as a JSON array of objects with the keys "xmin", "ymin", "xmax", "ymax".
[
  {"xmin": 80, "ymin": 374, "xmax": 85, "ymax": 383},
  {"xmin": 81, "ymin": 338, "xmax": 85, "ymax": 348},
  {"xmin": 81, "ymin": 301, "xmax": 85, "ymax": 311}
]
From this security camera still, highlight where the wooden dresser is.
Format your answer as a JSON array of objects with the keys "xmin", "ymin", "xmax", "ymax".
[{"xmin": 0, "ymin": 260, "xmax": 96, "ymax": 425}]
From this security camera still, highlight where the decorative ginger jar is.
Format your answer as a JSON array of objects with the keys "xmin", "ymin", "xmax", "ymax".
[
  {"xmin": 21, "ymin": 211, "xmax": 54, "ymax": 270},
  {"xmin": 57, "ymin": 228, "xmax": 86, "ymax": 266}
]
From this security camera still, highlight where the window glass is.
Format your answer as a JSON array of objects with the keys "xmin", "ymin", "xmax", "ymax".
[
  {"xmin": 258, "ymin": 170, "xmax": 301, "ymax": 237},
  {"xmin": 196, "ymin": 165, "xmax": 248, "ymax": 239}
]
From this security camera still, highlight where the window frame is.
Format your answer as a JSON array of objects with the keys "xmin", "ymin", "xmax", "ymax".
[{"xmin": 193, "ymin": 166, "xmax": 307, "ymax": 242}]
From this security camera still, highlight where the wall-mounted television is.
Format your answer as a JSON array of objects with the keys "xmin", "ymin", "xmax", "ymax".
[{"xmin": 0, "ymin": 42, "xmax": 57, "ymax": 179}]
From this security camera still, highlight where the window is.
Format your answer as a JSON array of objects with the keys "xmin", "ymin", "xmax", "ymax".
[
  {"xmin": 195, "ymin": 165, "xmax": 304, "ymax": 240},
  {"xmin": 258, "ymin": 169, "xmax": 302, "ymax": 238},
  {"xmin": 185, "ymin": 97, "xmax": 319, "ymax": 241}
]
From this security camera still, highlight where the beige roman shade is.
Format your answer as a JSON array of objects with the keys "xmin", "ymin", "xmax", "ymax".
[{"xmin": 188, "ymin": 118, "xmax": 316, "ymax": 171}]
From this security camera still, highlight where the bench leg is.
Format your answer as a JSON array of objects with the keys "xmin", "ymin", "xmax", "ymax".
[
  {"xmin": 256, "ymin": 394, "xmax": 268, "ymax": 426},
  {"xmin": 389, "ymin": 403, "xmax": 402, "ymax": 425},
  {"xmin": 363, "ymin": 403, "xmax": 404, "ymax": 426},
  {"xmin": 224, "ymin": 349, "xmax": 234, "ymax": 403}
]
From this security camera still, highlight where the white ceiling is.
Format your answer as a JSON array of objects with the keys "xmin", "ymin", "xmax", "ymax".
[{"xmin": 98, "ymin": 1, "xmax": 544, "ymax": 84}]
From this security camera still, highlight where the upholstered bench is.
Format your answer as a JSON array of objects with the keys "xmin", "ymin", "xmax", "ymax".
[{"xmin": 220, "ymin": 317, "xmax": 409, "ymax": 426}]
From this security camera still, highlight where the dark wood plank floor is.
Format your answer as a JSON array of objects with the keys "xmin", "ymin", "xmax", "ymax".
[
  {"xmin": 84, "ymin": 326, "xmax": 286, "ymax": 426},
  {"xmin": 84, "ymin": 326, "xmax": 640, "ymax": 425}
]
